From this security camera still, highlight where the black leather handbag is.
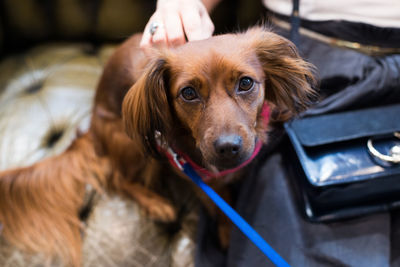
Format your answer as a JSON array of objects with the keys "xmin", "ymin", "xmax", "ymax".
[{"xmin": 284, "ymin": 104, "xmax": 400, "ymax": 222}]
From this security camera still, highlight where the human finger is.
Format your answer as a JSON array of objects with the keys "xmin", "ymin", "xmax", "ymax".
[
  {"xmin": 180, "ymin": 2, "xmax": 214, "ymax": 41},
  {"xmin": 140, "ymin": 14, "xmax": 161, "ymax": 50},
  {"xmin": 163, "ymin": 5, "xmax": 186, "ymax": 46},
  {"xmin": 150, "ymin": 20, "xmax": 168, "ymax": 48}
]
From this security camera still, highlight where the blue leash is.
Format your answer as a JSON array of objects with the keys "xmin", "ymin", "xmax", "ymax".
[{"xmin": 182, "ymin": 162, "xmax": 291, "ymax": 267}]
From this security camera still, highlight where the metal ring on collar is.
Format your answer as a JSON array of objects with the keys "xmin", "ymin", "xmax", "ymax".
[{"xmin": 367, "ymin": 132, "xmax": 400, "ymax": 164}]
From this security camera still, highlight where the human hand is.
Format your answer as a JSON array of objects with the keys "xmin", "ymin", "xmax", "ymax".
[{"xmin": 140, "ymin": 0, "xmax": 215, "ymax": 51}]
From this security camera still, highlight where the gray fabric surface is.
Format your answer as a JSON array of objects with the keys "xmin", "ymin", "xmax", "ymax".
[{"xmin": 230, "ymin": 153, "xmax": 390, "ymax": 267}]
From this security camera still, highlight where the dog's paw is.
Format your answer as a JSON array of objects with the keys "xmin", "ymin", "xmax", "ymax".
[
  {"xmin": 118, "ymin": 181, "xmax": 177, "ymax": 222},
  {"xmin": 144, "ymin": 199, "xmax": 177, "ymax": 223}
]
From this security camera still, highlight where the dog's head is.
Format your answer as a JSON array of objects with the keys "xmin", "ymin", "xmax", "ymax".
[{"xmin": 123, "ymin": 27, "xmax": 315, "ymax": 171}]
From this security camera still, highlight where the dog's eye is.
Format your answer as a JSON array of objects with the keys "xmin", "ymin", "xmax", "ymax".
[
  {"xmin": 238, "ymin": 77, "xmax": 254, "ymax": 91},
  {"xmin": 180, "ymin": 87, "xmax": 198, "ymax": 101}
]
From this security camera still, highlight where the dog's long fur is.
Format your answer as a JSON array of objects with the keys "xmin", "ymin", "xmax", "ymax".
[{"xmin": 0, "ymin": 27, "xmax": 315, "ymax": 266}]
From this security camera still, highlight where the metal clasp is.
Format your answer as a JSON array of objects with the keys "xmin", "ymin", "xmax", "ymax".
[{"xmin": 367, "ymin": 132, "xmax": 400, "ymax": 164}]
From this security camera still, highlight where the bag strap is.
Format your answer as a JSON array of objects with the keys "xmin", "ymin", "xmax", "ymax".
[{"xmin": 290, "ymin": 0, "xmax": 300, "ymax": 46}]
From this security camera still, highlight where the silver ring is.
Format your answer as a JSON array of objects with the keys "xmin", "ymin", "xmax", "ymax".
[{"xmin": 149, "ymin": 22, "xmax": 161, "ymax": 36}]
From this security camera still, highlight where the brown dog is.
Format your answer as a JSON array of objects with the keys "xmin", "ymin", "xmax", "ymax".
[{"xmin": 0, "ymin": 27, "xmax": 314, "ymax": 266}]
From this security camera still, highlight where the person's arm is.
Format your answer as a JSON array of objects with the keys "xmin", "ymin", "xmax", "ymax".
[{"xmin": 140, "ymin": 0, "xmax": 221, "ymax": 50}]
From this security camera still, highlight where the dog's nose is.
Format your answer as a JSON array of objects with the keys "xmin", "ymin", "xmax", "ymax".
[{"xmin": 214, "ymin": 135, "xmax": 243, "ymax": 158}]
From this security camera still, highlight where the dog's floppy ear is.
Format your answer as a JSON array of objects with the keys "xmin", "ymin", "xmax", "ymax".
[
  {"xmin": 249, "ymin": 27, "xmax": 316, "ymax": 120},
  {"xmin": 122, "ymin": 58, "xmax": 172, "ymax": 156}
]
